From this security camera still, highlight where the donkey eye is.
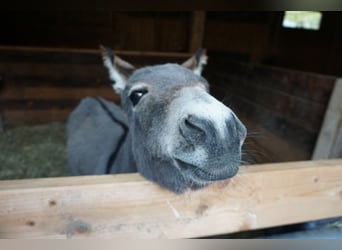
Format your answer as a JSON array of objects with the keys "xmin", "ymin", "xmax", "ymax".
[{"xmin": 129, "ymin": 89, "xmax": 148, "ymax": 106}]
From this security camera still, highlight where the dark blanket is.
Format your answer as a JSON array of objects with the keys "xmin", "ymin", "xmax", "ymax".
[{"xmin": 67, "ymin": 97, "xmax": 136, "ymax": 175}]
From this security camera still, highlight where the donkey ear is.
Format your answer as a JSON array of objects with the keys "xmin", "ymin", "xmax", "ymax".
[
  {"xmin": 100, "ymin": 45, "xmax": 136, "ymax": 94},
  {"xmin": 181, "ymin": 48, "xmax": 208, "ymax": 76}
]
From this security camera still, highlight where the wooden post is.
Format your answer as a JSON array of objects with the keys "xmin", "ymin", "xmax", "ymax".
[
  {"xmin": 312, "ymin": 78, "xmax": 342, "ymax": 159},
  {"xmin": 189, "ymin": 11, "xmax": 206, "ymax": 52},
  {"xmin": 1, "ymin": 159, "xmax": 342, "ymax": 238}
]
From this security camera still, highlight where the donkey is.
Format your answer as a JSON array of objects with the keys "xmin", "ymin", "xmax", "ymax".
[{"xmin": 67, "ymin": 47, "xmax": 247, "ymax": 194}]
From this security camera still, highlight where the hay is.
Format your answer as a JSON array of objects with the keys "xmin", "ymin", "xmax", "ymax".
[{"xmin": 0, "ymin": 122, "xmax": 69, "ymax": 180}]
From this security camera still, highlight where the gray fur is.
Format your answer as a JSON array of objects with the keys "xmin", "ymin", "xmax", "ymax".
[
  {"xmin": 67, "ymin": 97, "xmax": 136, "ymax": 175},
  {"xmin": 67, "ymin": 49, "xmax": 247, "ymax": 193}
]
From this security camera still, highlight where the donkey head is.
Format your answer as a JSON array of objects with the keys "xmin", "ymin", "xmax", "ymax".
[{"xmin": 101, "ymin": 46, "xmax": 247, "ymax": 193}]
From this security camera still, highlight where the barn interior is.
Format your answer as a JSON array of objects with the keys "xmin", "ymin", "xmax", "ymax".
[
  {"xmin": 1, "ymin": 11, "xmax": 341, "ymax": 178},
  {"xmin": 0, "ymin": 11, "xmax": 342, "ymax": 238}
]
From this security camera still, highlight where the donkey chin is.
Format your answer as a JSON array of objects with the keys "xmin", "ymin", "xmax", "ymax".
[
  {"xmin": 174, "ymin": 156, "xmax": 241, "ymax": 188},
  {"xmin": 172, "ymin": 131, "xmax": 245, "ymax": 190}
]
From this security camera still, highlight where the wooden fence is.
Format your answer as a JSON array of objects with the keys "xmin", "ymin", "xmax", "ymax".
[{"xmin": 1, "ymin": 159, "xmax": 342, "ymax": 238}]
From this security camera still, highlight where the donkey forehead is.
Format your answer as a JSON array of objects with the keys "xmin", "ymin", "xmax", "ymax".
[{"xmin": 128, "ymin": 64, "xmax": 208, "ymax": 88}]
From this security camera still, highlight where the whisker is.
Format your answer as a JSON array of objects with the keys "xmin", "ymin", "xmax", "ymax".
[
  {"xmin": 246, "ymin": 133, "xmax": 265, "ymax": 138},
  {"xmin": 239, "ymin": 160, "xmax": 252, "ymax": 165},
  {"xmin": 242, "ymin": 148, "xmax": 263, "ymax": 154}
]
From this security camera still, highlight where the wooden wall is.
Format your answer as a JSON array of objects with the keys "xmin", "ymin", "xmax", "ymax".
[
  {"xmin": 0, "ymin": 12, "xmax": 190, "ymax": 52},
  {"xmin": 1, "ymin": 11, "xmax": 341, "ymax": 76},
  {"xmin": 0, "ymin": 10, "xmax": 340, "ymax": 162},
  {"xmin": 272, "ymin": 12, "xmax": 342, "ymax": 77},
  {"xmin": 0, "ymin": 46, "xmax": 190, "ymax": 127},
  {"xmin": 205, "ymin": 53, "xmax": 337, "ymax": 163},
  {"xmin": 0, "ymin": 47, "xmax": 338, "ymax": 163},
  {"xmin": 204, "ymin": 12, "xmax": 273, "ymax": 63}
]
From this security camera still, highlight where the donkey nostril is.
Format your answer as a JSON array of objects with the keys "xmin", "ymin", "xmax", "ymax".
[
  {"xmin": 180, "ymin": 115, "xmax": 206, "ymax": 143},
  {"xmin": 184, "ymin": 117, "xmax": 199, "ymax": 131},
  {"xmin": 183, "ymin": 116, "xmax": 204, "ymax": 133}
]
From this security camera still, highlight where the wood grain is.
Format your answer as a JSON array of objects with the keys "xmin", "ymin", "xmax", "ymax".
[
  {"xmin": 0, "ymin": 86, "xmax": 118, "ymax": 101},
  {"xmin": 205, "ymin": 54, "xmax": 337, "ymax": 162},
  {"xmin": 313, "ymin": 79, "xmax": 342, "ymax": 159},
  {"xmin": 1, "ymin": 159, "xmax": 342, "ymax": 239},
  {"xmin": 0, "ymin": 46, "xmax": 190, "ymax": 127},
  {"xmin": 189, "ymin": 11, "xmax": 206, "ymax": 52},
  {"xmin": 2, "ymin": 110, "xmax": 71, "ymax": 126}
]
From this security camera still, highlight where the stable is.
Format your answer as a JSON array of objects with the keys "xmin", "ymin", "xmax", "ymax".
[{"xmin": 0, "ymin": 11, "xmax": 342, "ymax": 238}]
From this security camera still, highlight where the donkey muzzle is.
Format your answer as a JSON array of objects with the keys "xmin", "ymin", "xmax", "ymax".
[{"xmin": 179, "ymin": 113, "xmax": 247, "ymax": 146}]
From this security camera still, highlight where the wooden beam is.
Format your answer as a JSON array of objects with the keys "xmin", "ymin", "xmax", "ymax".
[
  {"xmin": 2, "ymin": 110, "xmax": 72, "ymax": 127},
  {"xmin": 313, "ymin": 78, "xmax": 342, "ymax": 159},
  {"xmin": 0, "ymin": 87, "xmax": 119, "ymax": 101},
  {"xmin": 1, "ymin": 159, "xmax": 342, "ymax": 239},
  {"xmin": 0, "ymin": 45, "xmax": 191, "ymax": 58},
  {"xmin": 189, "ymin": 11, "xmax": 206, "ymax": 52},
  {"xmin": 0, "ymin": 87, "xmax": 121, "ymax": 127},
  {"xmin": 0, "ymin": 1, "xmax": 259, "ymax": 11}
]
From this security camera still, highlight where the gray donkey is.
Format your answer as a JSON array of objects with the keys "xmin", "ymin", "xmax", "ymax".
[{"xmin": 67, "ymin": 47, "xmax": 247, "ymax": 193}]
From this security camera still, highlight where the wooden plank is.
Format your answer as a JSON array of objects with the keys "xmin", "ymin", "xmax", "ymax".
[
  {"xmin": 0, "ymin": 1, "xmax": 247, "ymax": 11},
  {"xmin": 206, "ymin": 56, "xmax": 336, "ymax": 104},
  {"xmin": 205, "ymin": 58, "xmax": 337, "ymax": 162},
  {"xmin": 158, "ymin": 13, "xmax": 189, "ymax": 52},
  {"xmin": 0, "ymin": 87, "xmax": 119, "ymax": 101},
  {"xmin": 0, "ymin": 49, "xmax": 191, "ymax": 88},
  {"xmin": 240, "ymin": 114, "xmax": 311, "ymax": 163},
  {"xmin": 313, "ymin": 79, "xmax": 342, "ymax": 159},
  {"xmin": 0, "ymin": 63, "xmax": 109, "ymax": 86},
  {"xmin": 2, "ymin": 110, "xmax": 72, "ymax": 127},
  {"xmin": 0, "ymin": 86, "xmax": 120, "ymax": 127},
  {"xmin": 189, "ymin": 11, "xmax": 206, "ymax": 52},
  {"xmin": 0, "ymin": 47, "xmax": 191, "ymax": 82},
  {"xmin": 212, "ymin": 76, "xmax": 327, "ymax": 133},
  {"xmin": 0, "ymin": 159, "xmax": 342, "ymax": 239},
  {"xmin": 212, "ymin": 81, "xmax": 314, "ymax": 162},
  {"xmin": 226, "ymin": 95, "xmax": 318, "ymax": 154},
  {"xmin": 204, "ymin": 21, "xmax": 267, "ymax": 56},
  {"xmin": 0, "ymin": 100, "xmax": 81, "ymax": 110},
  {"xmin": 0, "ymin": 45, "xmax": 191, "ymax": 58}
]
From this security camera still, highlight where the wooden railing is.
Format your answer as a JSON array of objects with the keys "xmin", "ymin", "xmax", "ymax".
[{"xmin": 1, "ymin": 159, "xmax": 342, "ymax": 238}]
